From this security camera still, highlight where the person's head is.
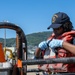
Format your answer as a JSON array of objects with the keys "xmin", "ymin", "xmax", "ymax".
[{"xmin": 47, "ymin": 12, "xmax": 73, "ymax": 36}]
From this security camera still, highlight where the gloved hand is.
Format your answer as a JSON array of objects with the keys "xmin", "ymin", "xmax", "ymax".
[
  {"xmin": 47, "ymin": 39, "xmax": 63, "ymax": 49},
  {"xmin": 38, "ymin": 41, "xmax": 48, "ymax": 50}
]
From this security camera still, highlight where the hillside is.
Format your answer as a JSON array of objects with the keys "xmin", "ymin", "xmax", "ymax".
[
  {"xmin": 0, "ymin": 31, "xmax": 52, "ymax": 46},
  {"xmin": 26, "ymin": 31, "xmax": 52, "ymax": 46},
  {"xmin": 0, "ymin": 38, "xmax": 16, "ymax": 47}
]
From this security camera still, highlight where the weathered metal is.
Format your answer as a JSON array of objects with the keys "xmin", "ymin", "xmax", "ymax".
[{"xmin": 22, "ymin": 57, "xmax": 75, "ymax": 65}]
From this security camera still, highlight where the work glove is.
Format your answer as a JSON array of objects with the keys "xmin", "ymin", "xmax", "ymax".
[
  {"xmin": 38, "ymin": 41, "xmax": 48, "ymax": 50},
  {"xmin": 38, "ymin": 39, "xmax": 63, "ymax": 50},
  {"xmin": 47, "ymin": 39, "xmax": 63, "ymax": 49}
]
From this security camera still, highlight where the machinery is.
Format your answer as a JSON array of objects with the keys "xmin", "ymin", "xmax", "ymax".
[
  {"xmin": 0, "ymin": 22, "xmax": 27, "ymax": 75},
  {"xmin": 0, "ymin": 22, "xmax": 75, "ymax": 75}
]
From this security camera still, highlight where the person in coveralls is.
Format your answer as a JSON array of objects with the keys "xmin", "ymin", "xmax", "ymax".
[{"xmin": 34, "ymin": 12, "xmax": 75, "ymax": 75}]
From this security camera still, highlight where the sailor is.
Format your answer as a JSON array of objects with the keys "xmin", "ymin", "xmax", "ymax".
[{"xmin": 34, "ymin": 12, "xmax": 75, "ymax": 74}]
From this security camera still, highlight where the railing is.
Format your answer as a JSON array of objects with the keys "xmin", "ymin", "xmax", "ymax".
[
  {"xmin": 22, "ymin": 57, "xmax": 75, "ymax": 65},
  {"xmin": 19, "ymin": 57, "xmax": 75, "ymax": 75}
]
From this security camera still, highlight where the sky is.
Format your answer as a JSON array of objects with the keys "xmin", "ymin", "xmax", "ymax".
[{"xmin": 0, "ymin": 0, "xmax": 75, "ymax": 38}]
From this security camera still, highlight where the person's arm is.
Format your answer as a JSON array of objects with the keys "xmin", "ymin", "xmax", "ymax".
[
  {"xmin": 62, "ymin": 41, "xmax": 75, "ymax": 55},
  {"xmin": 48, "ymin": 39, "xmax": 75, "ymax": 55},
  {"xmin": 34, "ymin": 41, "xmax": 48, "ymax": 59},
  {"xmin": 34, "ymin": 48, "xmax": 41, "ymax": 57}
]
